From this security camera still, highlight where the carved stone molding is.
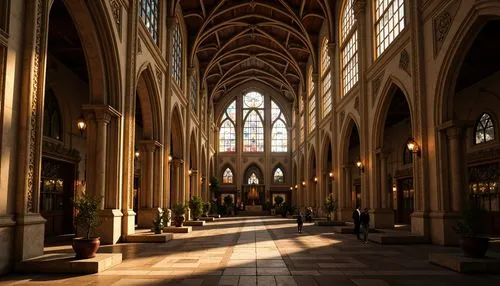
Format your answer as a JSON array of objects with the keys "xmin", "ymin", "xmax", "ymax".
[
  {"xmin": 156, "ymin": 66, "xmax": 162, "ymax": 86},
  {"xmin": 467, "ymin": 146, "xmax": 500, "ymax": 164},
  {"xmin": 372, "ymin": 70, "xmax": 385, "ymax": 105},
  {"xmin": 42, "ymin": 140, "xmax": 81, "ymax": 162},
  {"xmin": 395, "ymin": 167, "xmax": 413, "ymax": 178},
  {"xmin": 354, "ymin": 97, "xmax": 360, "ymax": 111},
  {"xmin": 137, "ymin": 40, "xmax": 142, "ymax": 54},
  {"xmin": 110, "ymin": 0, "xmax": 122, "ymax": 38},
  {"xmin": 399, "ymin": 49, "xmax": 411, "ymax": 76},
  {"xmin": 340, "ymin": 111, "xmax": 346, "ymax": 126},
  {"xmin": 433, "ymin": 1, "xmax": 460, "ymax": 56}
]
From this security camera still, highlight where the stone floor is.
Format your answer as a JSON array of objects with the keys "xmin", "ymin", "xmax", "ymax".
[{"xmin": 1, "ymin": 216, "xmax": 500, "ymax": 285}]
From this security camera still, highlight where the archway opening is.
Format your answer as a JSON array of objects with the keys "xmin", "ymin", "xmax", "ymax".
[
  {"xmin": 381, "ymin": 88, "xmax": 412, "ymax": 225},
  {"xmin": 243, "ymin": 164, "xmax": 264, "ymax": 206},
  {"xmin": 308, "ymin": 148, "xmax": 317, "ymax": 209},
  {"xmin": 346, "ymin": 121, "xmax": 361, "ymax": 209},
  {"xmin": 41, "ymin": 0, "xmax": 89, "ymax": 239},
  {"xmin": 169, "ymin": 108, "xmax": 184, "ymax": 207},
  {"xmin": 189, "ymin": 133, "xmax": 198, "ymax": 199},
  {"xmin": 452, "ymin": 20, "xmax": 500, "ymax": 234}
]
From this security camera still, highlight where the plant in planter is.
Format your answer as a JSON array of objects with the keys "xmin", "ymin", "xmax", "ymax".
[
  {"xmin": 189, "ymin": 196, "xmax": 203, "ymax": 220},
  {"xmin": 209, "ymin": 176, "xmax": 221, "ymax": 204},
  {"xmin": 279, "ymin": 202, "xmax": 295, "ymax": 218},
  {"xmin": 323, "ymin": 194, "xmax": 338, "ymax": 221},
  {"xmin": 210, "ymin": 201, "xmax": 218, "ymax": 215},
  {"xmin": 151, "ymin": 207, "xmax": 170, "ymax": 234},
  {"xmin": 223, "ymin": 195, "xmax": 234, "ymax": 215},
  {"xmin": 172, "ymin": 203, "xmax": 187, "ymax": 227},
  {"xmin": 453, "ymin": 202, "xmax": 489, "ymax": 258},
  {"xmin": 72, "ymin": 193, "xmax": 104, "ymax": 259},
  {"xmin": 202, "ymin": 201, "xmax": 211, "ymax": 217}
]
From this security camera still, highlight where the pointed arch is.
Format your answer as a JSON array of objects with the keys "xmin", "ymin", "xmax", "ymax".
[
  {"xmin": 170, "ymin": 104, "xmax": 184, "ymax": 159},
  {"xmin": 136, "ymin": 63, "xmax": 163, "ymax": 141},
  {"xmin": 272, "ymin": 165, "xmax": 285, "ymax": 184},
  {"xmin": 244, "ymin": 164, "xmax": 264, "ymax": 185}
]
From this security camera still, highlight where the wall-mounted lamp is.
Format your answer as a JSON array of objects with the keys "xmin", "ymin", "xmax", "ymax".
[
  {"xmin": 289, "ymin": 186, "xmax": 293, "ymax": 190},
  {"xmin": 329, "ymin": 171, "xmax": 334, "ymax": 179},
  {"xmin": 188, "ymin": 169, "xmax": 193, "ymax": 176},
  {"xmin": 295, "ymin": 184, "xmax": 298, "ymax": 189},
  {"xmin": 168, "ymin": 155, "xmax": 173, "ymax": 162},
  {"xmin": 392, "ymin": 184, "xmax": 397, "ymax": 192},
  {"xmin": 406, "ymin": 137, "xmax": 421, "ymax": 157},
  {"xmin": 313, "ymin": 177, "xmax": 318, "ymax": 183},
  {"xmin": 76, "ymin": 114, "xmax": 87, "ymax": 136},
  {"xmin": 134, "ymin": 150, "xmax": 140, "ymax": 159},
  {"xmin": 302, "ymin": 181, "xmax": 306, "ymax": 186},
  {"xmin": 356, "ymin": 161, "xmax": 364, "ymax": 172}
]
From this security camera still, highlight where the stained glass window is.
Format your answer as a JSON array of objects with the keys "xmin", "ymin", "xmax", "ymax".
[
  {"xmin": 341, "ymin": 0, "xmax": 358, "ymax": 96},
  {"xmin": 309, "ymin": 93, "xmax": 316, "ymax": 132},
  {"xmin": 248, "ymin": 173, "xmax": 259, "ymax": 184},
  {"xmin": 475, "ymin": 113, "xmax": 495, "ymax": 144},
  {"xmin": 271, "ymin": 101, "xmax": 288, "ymax": 152},
  {"xmin": 300, "ymin": 113, "xmax": 304, "ymax": 143},
  {"xmin": 172, "ymin": 22, "xmax": 182, "ymax": 86},
  {"xmin": 273, "ymin": 168, "xmax": 284, "ymax": 184},
  {"xmin": 139, "ymin": 0, "xmax": 159, "ymax": 44},
  {"xmin": 321, "ymin": 38, "xmax": 332, "ymax": 117},
  {"xmin": 223, "ymin": 168, "xmax": 233, "ymax": 184},
  {"xmin": 219, "ymin": 101, "xmax": 236, "ymax": 152},
  {"xmin": 190, "ymin": 74, "xmax": 197, "ymax": 113},
  {"xmin": 375, "ymin": 0, "xmax": 405, "ymax": 57},
  {"xmin": 243, "ymin": 92, "xmax": 265, "ymax": 152},
  {"xmin": 243, "ymin": 110, "xmax": 264, "ymax": 152}
]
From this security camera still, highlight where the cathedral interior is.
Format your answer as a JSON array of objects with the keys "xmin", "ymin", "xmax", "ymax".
[{"xmin": 0, "ymin": 0, "xmax": 499, "ymax": 284}]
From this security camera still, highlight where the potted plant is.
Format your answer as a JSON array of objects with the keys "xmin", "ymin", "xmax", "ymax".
[
  {"xmin": 172, "ymin": 203, "xmax": 187, "ymax": 227},
  {"xmin": 72, "ymin": 193, "xmax": 103, "ymax": 259},
  {"xmin": 151, "ymin": 207, "xmax": 170, "ymax": 234},
  {"xmin": 202, "ymin": 201, "xmax": 211, "ymax": 217},
  {"xmin": 189, "ymin": 196, "xmax": 203, "ymax": 220},
  {"xmin": 323, "ymin": 194, "xmax": 338, "ymax": 221},
  {"xmin": 274, "ymin": 195, "xmax": 284, "ymax": 212},
  {"xmin": 453, "ymin": 202, "xmax": 489, "ymax": 258},
  {"xmin": 223, "ymin": 195, "xmax": 234, "ymax": 215},
  {"xmin": 209, "ymin": 176, "xmax": 221, "ymax": 205}
]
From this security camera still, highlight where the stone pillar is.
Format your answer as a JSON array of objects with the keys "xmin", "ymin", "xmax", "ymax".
[
  {"xmin": 189, "ymin": 169, "xmax": 199, "ymax": 199},
  {"xmin": 339, "ymin": 166, "xmax": 352, "ymax": 221},
  {"xmin": 171, "ymin": 159, "xmax": 183, "ymax": 205},
  {"xmin": 446, "ymin": 127, "xmax": 467, "ymax": 212},
  {"xmin": 137, "ymin": 140, "xmax": 158, "ymax": 228},
  {"xmin": 379, "ymin": 153, "xmax": 388, "ymax": 209},
  {"xmin": 370, "ymin": 152, "xmax": 394, "ymax": 228}
]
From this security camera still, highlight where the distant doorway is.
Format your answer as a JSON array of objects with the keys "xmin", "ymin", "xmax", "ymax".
[
  {"xmin": 396, "ymin": 177, "xmax": 414, "ymax": 224},
  {"xmin": 40, "ymin": 157, "xmax": 76, "ymax": 236}
]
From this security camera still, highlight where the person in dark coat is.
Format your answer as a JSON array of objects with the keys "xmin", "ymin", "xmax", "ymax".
[
  {"xmin": 352, "ymin": 206, "xmax": 361, "ymax": 240},
  {"xmin": 296, "ymin": 212, "xmax": 304, "ymax": 233},
  {"xmin": 360, "ymin": 208, "xmax": 370, "ymax": 242}
]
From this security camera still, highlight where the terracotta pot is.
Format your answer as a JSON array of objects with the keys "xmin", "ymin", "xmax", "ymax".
[
  {"xmin": 460, "ymin": 235, "xmax": 489, "ymax": 258},
  {"xmin": 72, "ymin": 237, "xmax": 100, "ymax": 259},
  {"xmin": 174, "ymin": 216, "xmax": 184, "ymax": 227}
]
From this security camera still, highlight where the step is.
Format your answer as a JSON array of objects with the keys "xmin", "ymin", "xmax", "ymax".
[
  {"xmin": 184, "ymin": 220, "xmax": 206, "ymax": 226},
  {"xmin": 200, "ymin": 217, "xmax": 215, "ymax": 222},
  {"xmin": 429, "ymin": 252, "xmax": 500, "ymax": 273},
  {"xmin": 17, "ymin": 253, "xmax": 122, "ymax": 274},
  {"xmin": 368, "ymin": 233, "xmax": 428, "ymax": 244},
  {"xmin": 314, "ymin": 220, "xmax": 346, "ymax": 226},
  {"xmin": 164, "ymin": 226, "xmax": 192, "ymax": 233},
  {"xmin": 125, "ymin": 232, "xmax": 173, "ymax": 243},
  {"xmin": 237, "ymin": 211, "xmax": 270, "ymax": 216}
]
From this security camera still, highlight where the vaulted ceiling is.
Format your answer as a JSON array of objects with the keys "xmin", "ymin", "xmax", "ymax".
[{"xmin": 175, "ymin": 0, "xmax": 335, "ymax": 103}]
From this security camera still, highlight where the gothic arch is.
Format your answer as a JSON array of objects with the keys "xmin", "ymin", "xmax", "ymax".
[
  {"xmin": 170, "ymin": 104, "xmax": 184, "ymax": 159},
  {"xmin": 243, "ymin": 164, "xmax": 264, "ymax": 185},
  {"xmin": 136, "ymin": 63, "xmax": 162, "ymax": 141},
  {"xmin": 339, "ymin": 114, "xmax": 361, "ymax": 165}
]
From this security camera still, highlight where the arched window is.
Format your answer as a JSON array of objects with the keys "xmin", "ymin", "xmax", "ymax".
[
  {"xmin": 321, "ymin": 38, "xmax": 332, "ymax": 117},
  {"xmin": 190, "ymin": 73, "xmax": 197, "ymax": 113},
  {"xmin": 223, "ymin": 168, "xmax": 233, "ymax": 184},
  {"xmin": 300, "ymin": 112, "xmax": 305, "ymax": 143},
  {"xmin": 341, "ymin": 0, "xmax": 358, "ymax": 96},
  {"xmin": 219, "ymin": 101, "xmax": 236, "ymax": 152},
  {"xmin": 273, "ymin": 168, "xmax": 284, "ymax": 184},
  {"xmin": 248, "ymin": 173, "xmax": 259, "ymax": 184},
  {"xmin": 139, "ymin": 0, "xmax": 159, "ymax": 44},
  {"xmin": 375, "ymin": 0, "xmax": 405, "ymax": 57},
  {"xmin": 271, "ymin": 101, "xmax": 287, "ymax": 152},
  {"xmin": 403, "ymin": 144, "xmax": 413, "ymax": 165},
  {"xmin": 171, "ymin": 22, "xmax": 182, "ymax": 86},
  {"xmin": 475, "ymin": 113, "xmax": 495, "ymax": 144},
  {"xmin": 308, "ymin": 68, "xmax": 316, "ymax": 132},
  {"xmin": 43, "ymin": 89, "xmax": 62, "ymax": 141},
  {"xmin": 243, "ymin": 92, "xmax": 264, "ymax": 152}
]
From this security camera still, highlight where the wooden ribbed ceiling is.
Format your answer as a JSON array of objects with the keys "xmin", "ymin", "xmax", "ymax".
[{"xmin": 174, "ymin": 0, "xmax": 335, "ymax": 103}]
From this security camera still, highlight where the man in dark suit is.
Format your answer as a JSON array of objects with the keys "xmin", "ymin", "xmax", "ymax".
[{"xmin": 352, "ymin": 206, "xmax": 361, "ymax": 240}]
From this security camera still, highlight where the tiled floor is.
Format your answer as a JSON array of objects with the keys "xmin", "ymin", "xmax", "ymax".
[{"xmin": 1, "ymin": 216, "xmax": 500, "ymax": 285}]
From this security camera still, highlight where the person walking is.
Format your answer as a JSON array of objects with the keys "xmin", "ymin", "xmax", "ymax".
[
  {"xmin": 296, "ymin": 212, "xmax": 304, "ymax": 233},
  {"xmin": 352, "ymin": 206, "xmax": 361, "ymax": 240},
  {"xmin": 360, "ymin": 208, "xmax": 370, "ymax": 242}
]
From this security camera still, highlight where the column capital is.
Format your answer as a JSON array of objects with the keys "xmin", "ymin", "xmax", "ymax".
[
  {"xmin": 82, "ymin": 104, "xmax": 121, "ymax": 123},
  {"xmin": 353, "ymin": 0, "xmax": 367, "ymax": 19},
  {"xmin": 188, "ymin": 66, "xmax": 196, "ymax": 77},
  {"xmin": 171, "ymin": 158, "xmax": 184, "ymax": 167},
  {"xmin": 327, "ymin": 43, "xmax": 337, "ymax": 58},
  {"xmin": 311, "ymin": 73, "xmax": 319, "ymax": 83},
  {"xmin": 138, "ymin": 140, "xmax": 162, "ymax": 152}
]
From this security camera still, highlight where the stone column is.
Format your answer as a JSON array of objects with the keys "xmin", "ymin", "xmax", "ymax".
[
  {"xmin": 171, "ymin": 159, "xmax": 183, "ymax": 205},
  {"xmin": 371, "ymin": 151, "xmax": 394, "ymax": 228},
  {"xmin": 137, "ymin": 140, "xmax": 158, "ymax": 228},
  {"xmin": 379, "ymin": 153, "xmax": 388, "ymax": 209},
  {"xmin": 339, "ymin": 166, "xmax": 352, "ymax": 220},
  {"xmin": 446, "ymin": 126, "xmax": 467, "ymax": 212}
]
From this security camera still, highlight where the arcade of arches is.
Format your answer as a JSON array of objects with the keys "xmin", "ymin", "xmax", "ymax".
[{"xmin": 1, "ymin": 0, "xmax": 500, "ymax": 276}]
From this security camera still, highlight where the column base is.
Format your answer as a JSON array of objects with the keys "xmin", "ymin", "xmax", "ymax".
[
  {"xmin": 369, "ymin": 208, "xmax": 395, "ymax": 229},
  {"xmin": 137, "ymin": 208, "xmax": 156, "ymax": 229},
  {"xmin": 428, "ymin": 211, "xmax": 461, "ymax": 245},
  {"xmin": 410, "ymin": 211, "xmax": 430, "ymax": 237},
  {"xmin": 121, "ymin": 210, "xmax": 136, "ymax": 237},
  {"xmin": 338, "ymin": 208, "xmax": 353, "ymax": 222},
  {"xmin": 15, "ymin": 213, "xmax": 46, "ymax": 261},
  {"xmin": 97, "ymin": 209, "xmax": 123, "ymax": 244},
  {"xmin": 1, "ymin": 215, "xmax": 16, "ymax": 274}
]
